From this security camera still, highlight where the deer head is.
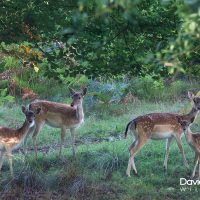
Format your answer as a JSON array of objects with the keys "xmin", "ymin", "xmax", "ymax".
[
  {"xmin": 176, "ymin": 116, "xmax": 194, "ymax": 132},
  {"xmin": 188, "ymin": 91, "xmax": 200, "ymax": 110},
  {"xmin": 69, "ymin": 87, "xmax": 87, "ymax": 108},
  {"xmin": 22, "ymin": 106, "xmax": 40, "ymax": 127}
]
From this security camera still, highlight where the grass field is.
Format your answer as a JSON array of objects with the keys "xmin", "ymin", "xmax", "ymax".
[{"xmin": 0, "ymin": 100, "xmax": 200, "ymax": 199}]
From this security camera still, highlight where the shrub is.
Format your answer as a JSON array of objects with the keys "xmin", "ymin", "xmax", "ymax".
[
  {"xmin": 128, "ymin": 76, "xmax": 198, "ymax": 101},
  {"xmin": 128, "ymin": 75, "xmax": 164, "ymax": 100},
  {"xmin": 0, "ymin": 88, "xmax": 15, "ymax": 105}
]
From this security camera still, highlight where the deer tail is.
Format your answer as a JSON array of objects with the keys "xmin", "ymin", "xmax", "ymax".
[{"xmin": 124, "ymin": 120, "xmax": 136, "ymax": 138}]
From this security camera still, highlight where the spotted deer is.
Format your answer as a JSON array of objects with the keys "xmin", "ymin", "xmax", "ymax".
[
  {"xmin": 177, "ymin": 117, "xmax": 200, "ymax": 178},
  {"xmin": 0, "ymin": 106, "xmax": 38, "ymax": 176},
  {"xmin": 24, "ymin": 87, "xmax": 87, "ymax": 157},
  {"xmin": 124, "ymin": 92, "xmax": 200, "ymax": 177}
]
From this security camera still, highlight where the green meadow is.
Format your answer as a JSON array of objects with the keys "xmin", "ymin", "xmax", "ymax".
[{"xmin": 0, "ymin": 100, "xmax": 200, "ymax": 200}]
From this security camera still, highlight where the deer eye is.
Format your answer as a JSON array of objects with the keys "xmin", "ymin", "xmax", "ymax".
[{"xmin": 79, "ymin": 97, "xmax": 81, "ymax": 99}]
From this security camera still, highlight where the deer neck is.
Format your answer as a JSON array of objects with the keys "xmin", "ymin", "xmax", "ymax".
[
  {"xmin": 184, "ymin": 127, "xmax": 193, "ymax": 145},
  {"xmin": 184, "ymin": 106, "xmax": 199, "ymax": 121},
  {"xmin": 75, "ymin": 103, "xmax": 84, "ymax": 122},
  {"xmin": 17, "ymin": 121, "xmax": 32, "ymax": 138}
]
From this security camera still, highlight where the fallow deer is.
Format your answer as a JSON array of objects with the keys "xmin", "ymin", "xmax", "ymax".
[
  {"xmin": 24, "ymin": 87, "xmax": 87, "ymax": 157},
  {"xmin": 0, "ymin": 106, "xmax": 39, "ymax": 176},
  {"xmin": 177, "ymin": 117, "xmax": 200, "ymax": 178},
  {"xmin": 124, "ymin": 91, "xmax": 200, "ymax": 177}
]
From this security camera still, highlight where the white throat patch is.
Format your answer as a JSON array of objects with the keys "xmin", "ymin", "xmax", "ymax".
[{"xmin": 29, "ymin": 121, "xmax": 35, "ymax": 128}]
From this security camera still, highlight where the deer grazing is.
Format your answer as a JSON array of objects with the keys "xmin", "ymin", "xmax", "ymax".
[
  {"xmin": 0, "ymin": 106, "xmax": 38, "ymax": 176},
  {"xmin": 24, "ymin": 87, "xmax": 87, "ymax": 157},
  {"xmin": 124, "ymin": 92, "xmax": 200, "ymax": 177},
  {"xmin": 177, "ymin": 117, "xmax": 200, "ymax": 178}
]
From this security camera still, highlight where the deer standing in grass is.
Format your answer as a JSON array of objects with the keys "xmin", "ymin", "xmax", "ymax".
[
  {"xmin": 0, "ymin": 106, "xmax": 38, "ymax": 176},
  {"xmin": 177, "ymin": 117, "xmax": 200, "ymax": 179},
  {"xmin": 24, "ymin": 87, "xmax": 87, "ymax": 157},
  {"xmin": 124, "ymin": 92, "xmax": 200, "ymax": 177}
]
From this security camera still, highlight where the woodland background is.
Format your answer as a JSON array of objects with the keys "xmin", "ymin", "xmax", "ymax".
[{"xmin": 1, "ymin": 0, "xmax": 200, "ymax": 199}]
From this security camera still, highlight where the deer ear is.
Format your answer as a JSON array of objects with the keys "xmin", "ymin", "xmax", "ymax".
[
  {"xmin": 36, "ymin": 107, "xmax": 41, "ymax": 114},
  {"xmin": 188, "ymin": 91, "xmax": 195, "ymax": 100},
  {"xmin": 82, "ymin": 87, "xmax": 87, "ymax": 96},
  {"xmin": 21, "ymin": 106, "xmax": 26, "ymax": 114},
  {"xmin": 191, "ymin": 117, "xmax": 195, "ymax": 123},
  {"xmin": 69, "ymin": 88, "xmax": 76, "ymax": 96}
]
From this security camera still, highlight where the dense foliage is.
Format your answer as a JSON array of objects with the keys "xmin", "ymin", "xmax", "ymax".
[
  {"xmin": 1, "ymin": 0, "xmax": 200, "ymax": 79},
  {"xmin": 0, "ymin": 0, "xmax": 200, "ymax": 102}
]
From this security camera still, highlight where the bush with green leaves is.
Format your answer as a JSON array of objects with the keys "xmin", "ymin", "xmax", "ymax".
[
  {"xmin": 0, "ymin": 88, "xmax": 14, "ymax": 105},
  {"xmin": 128, "ymin": 76, "xmax": 197, "ymax": 101},
  {"xmin": 87, "ymin": 80, "xmax": 127, "ymax": 105},
  {"xmin": 128, "ymin": 75, "xmax": 164, "ymax": 100}
]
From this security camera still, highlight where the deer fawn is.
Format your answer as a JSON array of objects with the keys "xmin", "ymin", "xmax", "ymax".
[
  {"xmin": 24, "ymin": 87, "xmax": 87, "ymax": 157},
  {"xmin": 177, "ymin": 117, "xmax": 200, "ymax": 178},
  {"xmin": 0, "ymin": 106, "xmax": 39, "ymax": 176},
  {"xmin": 124, "ymin": 92, "xmax": 200, "ymax": 177}
]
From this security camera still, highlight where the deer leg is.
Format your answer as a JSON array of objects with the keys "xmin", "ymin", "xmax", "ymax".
[
  {"xmin": 194, "ymin": 153, "xmax": 198, "ymax": 164},
  {"xmin": 198, "ymin": 157, "xmax": 200, "ymax": 179},
  {"xmin": 70, "ymin": 128, "xmax": 76, "ymax": 156},
  {"xmin": 32, "ymin": 122, "xmax": 44, "ymax": 158},
  {"xmin": 126, "ymin": 140, "xmax": 137, "ymax": 177},
  {"xmin": 191, "ymin": 153, "xmax": 198, "ymax": 178},
  {"xmin": 23, "ymin": 125, "xmax": 35, "ymax": 154},
  {"xmin": 7, "ymin": 150, "xmax": 13, "ymax": 177},
  {"xmin": 163, "ymin": 136, "xmax": 174, "ymax": 170},
  {"xmin": 126, "ymin": 139, "xmax": 147, "ymax": 177},
  {"xmin": 59, "ymin": 127, "xmax": 66, "ymax": 156},
  {"xmin": 175, "ymin": 135, "xmax": 189, "ymax": 168},
  {"xmin": 0, "ymin": 150, "xmax": 5, "ymax": 171}
]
